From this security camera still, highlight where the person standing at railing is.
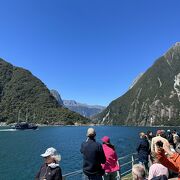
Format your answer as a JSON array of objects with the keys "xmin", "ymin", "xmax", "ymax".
[
  {"xmin": 101, "ymin": 136, "xmax": 120, "ymax": 180},
  {"xmin": 35, "ymin": 147, "xmax": 62, "ymax": 180},
  {"xmin": 167, "ymin": 130, "xmax": 175, "ymax": 148},
  {"xmin": 80, "ymin": 128, "xmax": 106, "ymax": 180},
  {"xmin": 146, "ymin": 131, "xmax": 154, "ymax": 150},
  {"xmin": 136, "ymin": 132, "xmax": 150, "ymax": 171},
  {"xmin": 146, "ymin": 131, "xmax": 154, "ymax": 168}
]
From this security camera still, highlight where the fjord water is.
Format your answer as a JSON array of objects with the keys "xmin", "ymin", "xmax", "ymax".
[{"xmin": 0, "ymin": 126, "xmax": 179, "ymax": 180}]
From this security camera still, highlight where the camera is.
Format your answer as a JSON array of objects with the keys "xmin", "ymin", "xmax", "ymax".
[{"xmin": 156, "ymin": 141, "xmax": 163, "ymax": 147}]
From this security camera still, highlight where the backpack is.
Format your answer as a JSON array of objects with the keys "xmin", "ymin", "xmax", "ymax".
[{"xmin": 151, "ymin": 175, "xmax": 168, "ymax": 180}]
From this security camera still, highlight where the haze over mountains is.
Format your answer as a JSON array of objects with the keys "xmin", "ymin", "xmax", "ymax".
[
  {"xmin": 50, "ymin": 90, "xmax": 105, "ymax": 118},
  {"xmin": 94, "ymin": 43, "xmax": 180, "ymax": 126}
]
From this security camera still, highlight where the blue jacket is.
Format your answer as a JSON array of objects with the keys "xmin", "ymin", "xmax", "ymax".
[
  {"xmin": 136, "ymin": 138, "xmax": 150, "ymax": 163},
  {"xmin": 80, "ymin": 138, "xmax": 106, "ymax": 176}
]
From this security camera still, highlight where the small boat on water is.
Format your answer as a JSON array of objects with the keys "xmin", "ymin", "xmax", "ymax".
[
  {"xmin": 14, "ymin": 122, "xmax": 38, "ymax": 130},
  {"xmin": 12, "ymin": 109, "xmax": 38, "ymax": 130}
]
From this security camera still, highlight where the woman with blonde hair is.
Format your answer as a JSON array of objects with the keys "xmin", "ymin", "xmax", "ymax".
[
  {"xmin": 132, "ymin": 164, "xmax": 146, "ymax": 180},
  {"xmin": 35, "ymin": 147, "xmax": 62, "ymax": 180}
]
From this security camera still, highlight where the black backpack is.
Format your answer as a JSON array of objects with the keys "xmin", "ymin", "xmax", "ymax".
[{"xmin": 151, "ymin": 175, "xmax": 168, "ymax": 180}]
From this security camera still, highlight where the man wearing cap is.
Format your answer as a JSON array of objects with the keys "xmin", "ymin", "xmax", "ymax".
[{"xmin": 80, "ymin": 128, "xmax": 106, "ymax": 180}]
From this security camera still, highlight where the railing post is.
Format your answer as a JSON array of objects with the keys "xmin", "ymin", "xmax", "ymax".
[{"xmin": 132, "ymin": 154, "xmax": 134, "ymax": 168}]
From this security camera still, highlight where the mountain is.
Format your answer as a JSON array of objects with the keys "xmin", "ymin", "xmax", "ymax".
[
  {"xmin": 0, "ymin": 58, "xmax": 88, "ymax": 125},
  {"xmin": 49, "ymin": 89, "xmax": 105, "ymax": 118},
  {"xmin": 129, "ymin": 73, "xmax": 143, "ymax": 89},
  {"xmin": 94, "ymin": 42, "xmax": 180, "ymax": 126},
  {"xmin": 63, "ymin": 100, "xmax": 105, "ymax": 118},
  {"xmin": 50, "ymin": 89, "xmax": 64, "ymax": 105}
]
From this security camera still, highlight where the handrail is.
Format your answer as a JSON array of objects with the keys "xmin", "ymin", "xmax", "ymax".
[
  {"xmin": 63, "ymin": 152, "xmax": 137, "ymax": 179},
  {"xmin": 121, "ymin": 169, "xmax": 132, "ymax": 176},
  {"xmin": 63, "ymin": 170, "xmax": 83, "ymax": 177},
  {"xmin": 121, "ymin": 160, "xmax": 133, "ymax": 167},
  {"xmin": 118, "ymin": 152, "xmax": 137, "ymax": 161}
]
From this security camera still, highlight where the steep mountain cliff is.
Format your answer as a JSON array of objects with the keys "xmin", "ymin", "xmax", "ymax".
[
  {"xmin": 50, "ymin": 89, "xmax": 105, "ymax": 118},
  {"xmin": 95, "ymin": 43, "xmax": 180, "ymax": 126},
  {"xmin": 0, "ymin": 58, "xmax": 87, "ymax": 124},
  {"xmin": 63, "ymin": 100, "xmax": 105, "ymax": 118},
  {"xmin": 50, "ymin": 89, "xmax": 64, "ymax": 106}
]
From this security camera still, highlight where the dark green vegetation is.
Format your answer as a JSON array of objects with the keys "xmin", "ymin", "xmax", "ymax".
[
  {"xmin": 95, "ymin": 43, "xmax": 180, "ymax": 126},
  {"xmin": 0, "ymin": 58, "xmax": 88, "ymax": 124}
]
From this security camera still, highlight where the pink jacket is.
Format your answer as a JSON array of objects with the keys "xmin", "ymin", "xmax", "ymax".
[{"xmin": 101, "ymin": 144, "xmax": 120, "ymax": 173}]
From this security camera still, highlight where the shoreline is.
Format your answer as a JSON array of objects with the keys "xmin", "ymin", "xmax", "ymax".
[
  {"xmin": 0, "ymin": 122, "xmax": 180, "ymax": 128},
  {"xmin": 0, "ymin": 122, "xmax": 101, "ymax": 127}
]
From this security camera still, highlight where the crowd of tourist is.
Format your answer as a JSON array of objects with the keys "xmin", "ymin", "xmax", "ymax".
[
  {"xmin": 133, "ymin": 129, "xmax": 180, "ymax": 180},
  {"xmin": 35, "ymin": 127, "xmax": 120, "ymax": 180},
  {"xmin": 34, "ymin": 128, "xmax": 180, "ymax": 180}
]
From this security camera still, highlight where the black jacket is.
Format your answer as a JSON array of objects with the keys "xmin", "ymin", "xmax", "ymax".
[
  {"xmin": 35, "ymin": 163, "xmax": 62, "ymax": 180},
  {"xmin": 136, "ymin": 138, "xmax": 150, "ymax": 163},
  {"xmin": 80, "ymin": 138, "xmax": 106, "ymax": 176},
  {"xmin": 151, "ymin": 175, "xmax": 168, "ymax": 180}
]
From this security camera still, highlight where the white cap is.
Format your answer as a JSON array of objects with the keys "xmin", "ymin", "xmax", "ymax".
[
  {"xmin": 41, "ymin": 147, "xmax": 57, "ymax": 157},
  {"xmin": 87, "ymin": 128, "xmax": 96, "ymax": 137}
]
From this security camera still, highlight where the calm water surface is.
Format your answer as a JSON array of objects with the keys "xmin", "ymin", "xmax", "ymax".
[{"xmin": 0, "ymin": 126, "xmax": 179, "ymax": 180}]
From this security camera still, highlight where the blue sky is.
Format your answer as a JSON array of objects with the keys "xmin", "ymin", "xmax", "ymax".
[{"xmin": 0, "ymin": 0, "xmax": 180, "ymax": 106}]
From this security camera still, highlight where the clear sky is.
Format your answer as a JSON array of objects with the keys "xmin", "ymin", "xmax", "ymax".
[{"xmin": 0, "ymin": 0, "xmax": 180, "ymax": 106}]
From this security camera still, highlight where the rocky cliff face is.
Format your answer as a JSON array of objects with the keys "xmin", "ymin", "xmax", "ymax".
[
  {"xmin": 95, "ymin": 43, "xmax": 180, "ymax": 126},
  {"xmin": 0, "ymin": 58, "xmax": 87, "ymax": 124},
  {"xmin": 129, "ymin": 73, "xmax": 143, "ymax": 89},
  {"xmin": 50, "ymin": 89, "xmax": 64, "ymax": 105},
  {"xmin": 63, "ymin": 100, "xmax": 105, "ymax": 118},
  {"xmin": 49, "ymin": 90, "xmax": 105, "ymax": 118}
]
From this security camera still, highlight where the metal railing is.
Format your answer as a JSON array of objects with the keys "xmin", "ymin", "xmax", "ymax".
[
  {"xmin": 120, "ymin": 152, "xmax": 138, "ymax": 177},
  {"xmin": 62, "ymin": 170, "xmax": 83, "ymax": 179},
  {"xmin": 62, "ymin": 152, "xmax": 137, "ymax": 180}
]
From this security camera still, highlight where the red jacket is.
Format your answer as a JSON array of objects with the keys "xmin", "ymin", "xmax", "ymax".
[
  {"xmin": 156, "ymin": 150, "xmax": 180, "ymax": 180},
  {"xmin": 101, "ymin": 144, "xmax": 120, "ymax": 173}
]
